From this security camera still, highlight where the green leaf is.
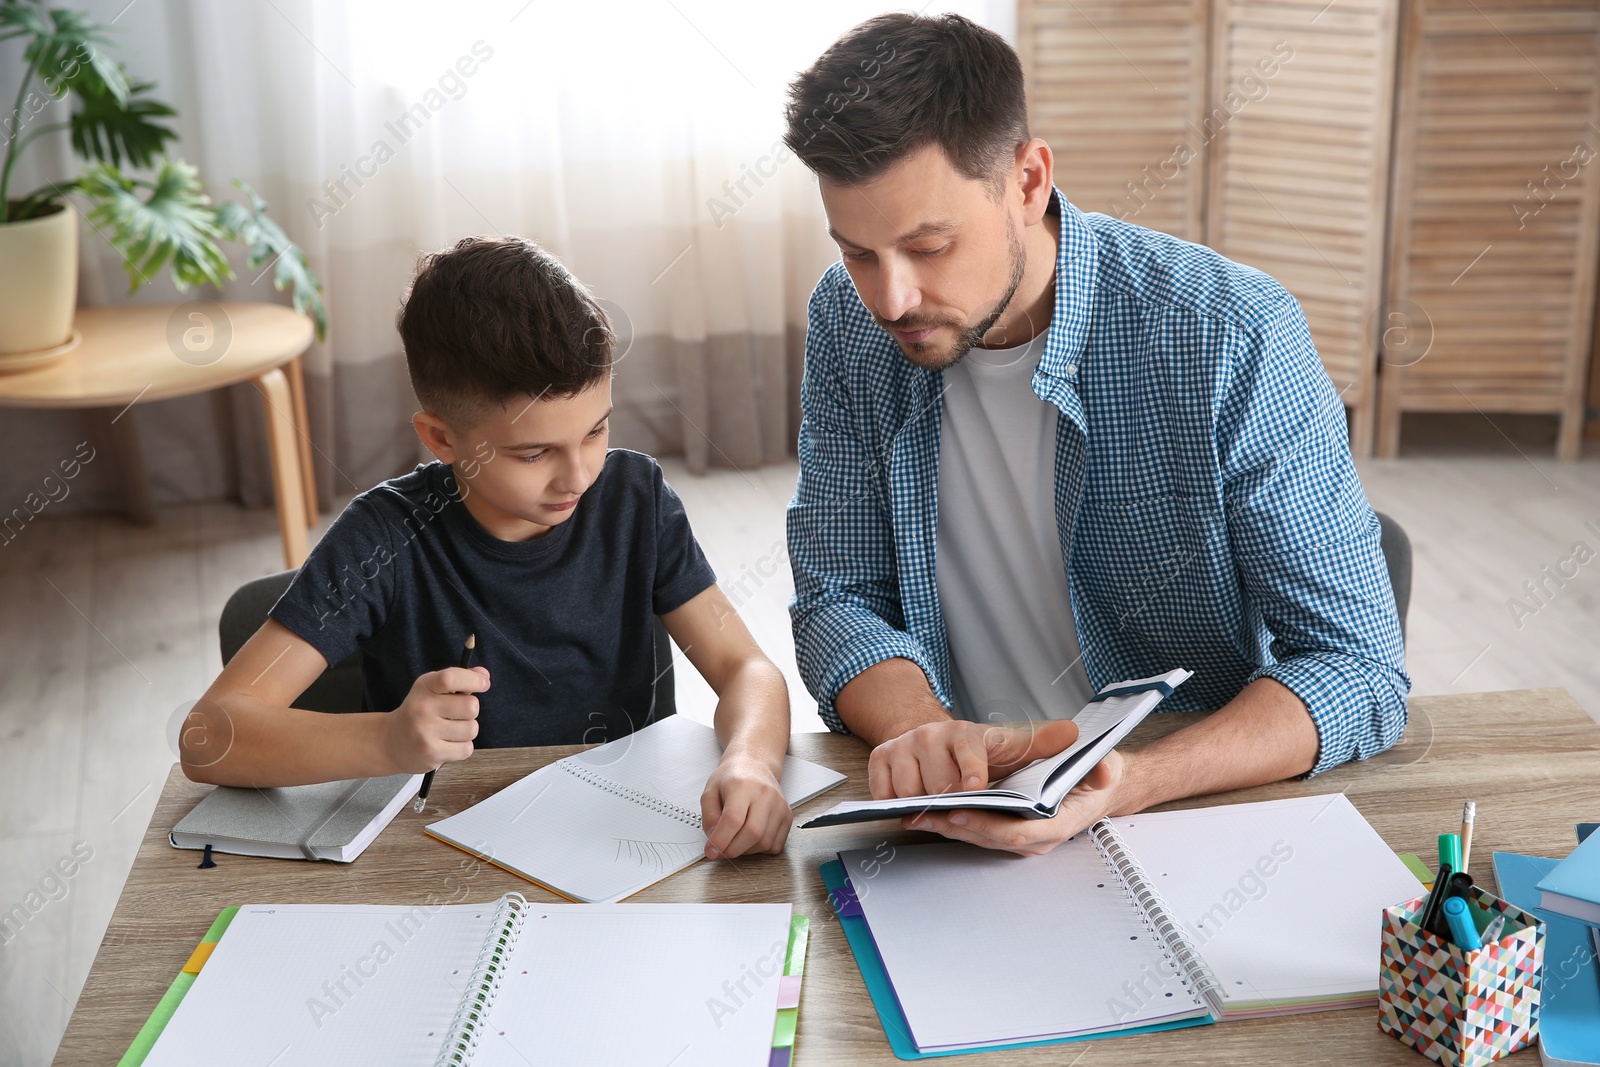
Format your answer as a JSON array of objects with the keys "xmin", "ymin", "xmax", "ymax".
[
  {"xmin": 215, "ymin": 181, "xmax": 328, "ymax": 341},
  {"xmin": 78, "ymin": 158, "xmax": 234, "ymax": 293},
  {"xmin": 70, "ymin": 79, "xmax": 177, "ymax": 168}
]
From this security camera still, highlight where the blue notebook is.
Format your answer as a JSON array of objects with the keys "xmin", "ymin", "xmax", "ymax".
[
  {"xmin": 1492, "ymin": 852, "xmax": 1600, "ymax": 1067},
  {"xmin": 1537, "ymin": 829, "xmax": 1600, "ymax": 927},
  {"xmin": 819, "ymin": 860, "xmax": 1210, "ymax": 1059}
]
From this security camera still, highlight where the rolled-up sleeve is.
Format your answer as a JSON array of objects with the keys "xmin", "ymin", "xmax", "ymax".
[
  {"xmin": 1218, "ymin": 296, "xmax": 1410, "ymax": 775},
  {"xmin": 787, "ymin": 276, "xmax": 941, "ymax": 734}
]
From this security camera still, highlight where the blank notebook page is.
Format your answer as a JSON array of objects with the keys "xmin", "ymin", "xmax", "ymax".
[
  {"xmin": 1107, "ymin": 794, "xmax": 1424, "ymax": 1008},
  {"xmin": 142, "ymin": 904, "xmax": 495, "ymax": 1067},
  {"xmin": 842, "ymin": 837, "xmax": 1208, "ymax": 1052},
  {"xmin": 471, "ymin": 902, "xmax": 793, "ymax": 1067}
]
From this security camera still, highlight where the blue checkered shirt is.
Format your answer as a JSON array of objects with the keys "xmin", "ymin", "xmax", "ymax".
[{"xmin": 786, "ymin": 190, "xmax": 1408, "ymax": 775}]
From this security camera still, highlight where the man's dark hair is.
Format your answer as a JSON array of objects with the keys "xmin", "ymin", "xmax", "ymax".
[
  {"xmin": 398, "ymin": 236, "xmax": 611, "ymax": 427},
  {"xmin": 783, "ymin": 13, "xmax": 1028, "ymax": 189}
]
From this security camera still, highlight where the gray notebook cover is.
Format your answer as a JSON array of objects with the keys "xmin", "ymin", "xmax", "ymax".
[{"xmin": 170, "ymin": 774, "xmax": 418, "ymax": 860}]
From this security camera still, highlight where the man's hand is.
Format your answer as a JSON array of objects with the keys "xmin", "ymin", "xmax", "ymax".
[
  {"xmin": 382, "ymin": 665, "xmax": 489, "ymax": 774},
  {"xmin": 701, "ymin": 753, "xmax": 793, "ymax": 859},
  {"xmin": 867, "ymin": 717, "xmax": 1080, "ymax": 799},
  {"xmin": 908, "ymin": 750, "xmax": 1126, "ymax": 856}
]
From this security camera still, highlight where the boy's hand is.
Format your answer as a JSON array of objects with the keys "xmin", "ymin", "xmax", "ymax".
[
  {"xmin": 701, "ymin": 754, "xmax": 792, "ymax": 859},
  {"xmin": 383, "ymin": 666, "xmax": 490, "ymax": 774}
]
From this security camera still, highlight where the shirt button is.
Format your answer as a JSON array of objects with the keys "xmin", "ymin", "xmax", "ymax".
[{"xmin": 1065, "ymin": 363, "xmax": 1079, "ymax": 375}]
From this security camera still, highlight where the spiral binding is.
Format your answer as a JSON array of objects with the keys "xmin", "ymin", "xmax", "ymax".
[
  {"xmin": 1089, "ymin": 819, "xmax": 1225, "ymax": 1018},
  {"xmin": 433, "ymin": 892, "xmax": 529, "ymax": 1067},
  {"xmin": 556, "ymin": 759, "xmax": 703, "ymax": 829}
]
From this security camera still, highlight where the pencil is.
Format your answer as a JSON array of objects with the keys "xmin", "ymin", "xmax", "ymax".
[
  {"xmin": 1461, "ymin": 801, "xmax": 1476, "ymax": 874},
  {"xmin": 413, "ymin": 633, "xmax": 475, "ymax": 813}
]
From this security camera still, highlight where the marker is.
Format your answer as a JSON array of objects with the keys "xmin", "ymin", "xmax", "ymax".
[
  {"xmin": 414, "ymin": 633, "xmax": 476, "ymax": 813},
  {"xmin": 1438, "ymin": 833, "xmax": 1462, "ymax": 875},
  {"xmin": 1417, "ymin": 863, "xmax": 1453, "ymax": 940},
  {"xmin": 1461, "ymin": 802, "xmax": 1476, "ymax": 874},
  {"xmin": 1444, "ymin": 896, "xmax": 1482, "ymax": 951},
  {"xmin": 1481, "ymin": 914, "xmax": 1508, "ymax": 943}
]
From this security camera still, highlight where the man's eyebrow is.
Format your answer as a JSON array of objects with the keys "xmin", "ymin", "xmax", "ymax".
[
  {"xmin": 502, "ymin": 406, "xmax": 613, "ymax": 450},
  {"xmin": 828, "ymin": 219, "xmax": 959, "ymax": 249}
]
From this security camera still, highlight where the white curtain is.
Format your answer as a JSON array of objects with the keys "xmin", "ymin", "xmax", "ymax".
[{"xmin": 1, "ymin": 0, "xmax": 1014, "ymax": 509}]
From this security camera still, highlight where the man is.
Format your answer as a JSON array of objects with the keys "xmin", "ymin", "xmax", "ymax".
[{"xmin": 783, "ymin": 13, "xmax": 1408, "ymax": 855}]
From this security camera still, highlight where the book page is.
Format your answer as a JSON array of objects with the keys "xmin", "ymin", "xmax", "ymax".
[
  {"xmin": 471, "ymin": 903, "xmax": 793, "ymax": 1067},
  {"xmin": 841, "ymin": 837, "xmax": 1208, "ymax": 1052},
  {"xmin": 142, "ymin": 903, "xmax": 496, "ymax": 1066},
  {"xmin": 1107, "ymin": 794, "xmax": 1424, "ymax": 1012}
]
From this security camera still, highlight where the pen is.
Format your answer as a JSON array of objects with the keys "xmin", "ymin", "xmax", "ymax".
[
  {"xmin": 414, "ymin": 633, "xmax": 475, "ymax": 813},
  {"xmin": 1461, "ymin": 801, "xmax": 1475, "ymax": 874},
  {"xmin": 1481, "ymin": 914, "xmax": 1508, "ymax": 943}
]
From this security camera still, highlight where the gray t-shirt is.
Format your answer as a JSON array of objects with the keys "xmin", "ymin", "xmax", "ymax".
[
  {"xmin": 936, "ymin": 334, "xmax": 1094, "ymax": 723},
  {"xmin": 269, "ymin": 449, "xmax": 715, "ymax": 747}
]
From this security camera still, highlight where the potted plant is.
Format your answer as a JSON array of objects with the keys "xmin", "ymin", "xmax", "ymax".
[{"xmin": 0, "ymin": 0, "xmax": 325, "ymax": 369}]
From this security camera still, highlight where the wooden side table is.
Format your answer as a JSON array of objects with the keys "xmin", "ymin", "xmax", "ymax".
[{"xmin": 0, "ymin": 302, "xmax": 318, "ymax": 567}]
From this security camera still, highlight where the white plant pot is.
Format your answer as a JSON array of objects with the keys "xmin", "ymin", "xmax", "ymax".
[{"xmin": 0, "ymin": 204, "xmax": 79, "ymax": 368}]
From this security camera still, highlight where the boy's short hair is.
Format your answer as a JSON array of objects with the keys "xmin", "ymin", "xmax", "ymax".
[
  {"xmin": 783, "ymin": 13, "xmax": 1028, "ymax": 192},
  {"xmin": 398, "ymin": 236, "xmax": 612, "ymax": 427}
]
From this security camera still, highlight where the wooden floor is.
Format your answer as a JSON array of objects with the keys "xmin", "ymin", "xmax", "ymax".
[{"xmin": 1, "ymin": 414, "xmax": 1596, "ymax": 1066}]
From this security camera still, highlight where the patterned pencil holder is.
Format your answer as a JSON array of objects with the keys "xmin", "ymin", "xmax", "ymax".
[{"xmin": 1378, "ymin": 888, "xmax": 1544, "ymax": 1067}]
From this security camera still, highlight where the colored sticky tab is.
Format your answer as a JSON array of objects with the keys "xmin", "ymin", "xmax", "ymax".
[
  {"xmin": 181, "ymin": 941, "xmax": 217, "ymax": 974},
  {"xmin": 776, "ymin": 974, "xmax": 803, "ymax": 1010},
  {"xmin": 830, "ymin": 884, "xmax": 863, "ymax": 918},
  {"xmin": 772, "ymin": 1007, "xmax": 798, "ymax": 1047},
  {"xmin": 767, "ymin": 1047, "xmax": 791, "ymax": 1067},
  {"xmin": 1399, "ymin": 852, "xmax": 1433, "ymax": 886},
  {"xmin": 783, "ymin": 914, "xmax": 809, "ymax": 977}
]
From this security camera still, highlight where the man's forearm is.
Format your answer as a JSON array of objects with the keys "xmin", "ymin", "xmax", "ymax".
[
  {"xmin": 1113, "ymin": 677, "xmax": 1320, "ymax": 815},
  {"xmin": 833, "ymin": 657, "xmax": 953, "ymax": 747}
]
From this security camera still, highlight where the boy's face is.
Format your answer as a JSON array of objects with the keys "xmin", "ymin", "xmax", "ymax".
[{"xmin": 413, "ymin": 378, "xmax": 613, "ymax": 542}]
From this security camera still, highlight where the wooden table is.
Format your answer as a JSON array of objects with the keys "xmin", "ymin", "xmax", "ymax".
[
  {"xmin": 52, "ymin": 688, "xmax": 1600, "ymax": 1065},
  {"xmin": 0, "ymin": 303, "xmax": 318, "ymax": 567}
]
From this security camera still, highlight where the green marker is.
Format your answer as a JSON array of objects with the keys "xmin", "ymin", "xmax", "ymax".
[{"xmin": 1438, "ymin": 832, "xmax": 1463, "ymax": 873}]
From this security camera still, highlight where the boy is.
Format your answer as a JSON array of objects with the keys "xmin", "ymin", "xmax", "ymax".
[{"xmin": 182, "ymin": 236, "xmax": 794, "ymax": 859}]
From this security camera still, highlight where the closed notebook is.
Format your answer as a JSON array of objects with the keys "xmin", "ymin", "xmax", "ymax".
[
  {"xmin": 425, "ymin": 715, "xmax": 846, "ymax": 902},
  {"xmin": 170, "ymin": 773, "xmax": 422, "ymax": 862},
  {"xmin": 802, "ymin": 670, "xmax": 1191, "ymax": 828},
  {"xmin": 1535, "ymin": 826, "xmax": 1600, "ymax": 926},
  {"xmin": 127, "ymin": 895, "xmax": 798, "ymax": 1067},
  {"xmin": 1492, "ymin": 851, "xmax": 1600, "ymax": 1067},
  {"xmin": 835, "ymin": 793, "xmax": 1423, "ymax": 1055}
]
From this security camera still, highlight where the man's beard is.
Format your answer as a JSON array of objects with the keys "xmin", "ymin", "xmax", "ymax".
[{"xmin": 879, "ymin": 218, "xmax": 1028, "ymax": 371}]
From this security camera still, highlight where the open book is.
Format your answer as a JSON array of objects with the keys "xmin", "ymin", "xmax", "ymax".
[
  {"xmin": 830, "ymin": 794, "xmax": 1424, "ymax": 1055},
  {"xmin": 131, "ymin": 895, "xmax": 804, "ymax": 1067},
  {"xmin": 170, "ymin": 773, "xmax": 423, "ymax": 862},
  {"xmin": 802, "ymin": 669, "xmax": 1191, "ymax": 828},
  {"xmin": 426, "ymin": 715, "xmax": 846, "ymax": 902}
]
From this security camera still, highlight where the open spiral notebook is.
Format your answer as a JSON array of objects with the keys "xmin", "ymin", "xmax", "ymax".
[
  {"xmin": 424, "ymin": 715, "xmax": 846, "ymax": 902},
  {"xmin": 831, "ymin": 793, "xmax": 1424, "ymax": 1056},
  {"xmin": 127, "ymin": 895, "xmax": 804, "ymax": 1067}
]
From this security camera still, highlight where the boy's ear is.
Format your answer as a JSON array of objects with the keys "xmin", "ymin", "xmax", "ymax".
[{"xmin": 413, "ymin": 411, "xmax": 460, "ymax": 464}]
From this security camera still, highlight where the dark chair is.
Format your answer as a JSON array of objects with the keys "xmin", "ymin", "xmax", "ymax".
[
  {"xmin": 1375, "ymin": 511, "xmax": 1412, "ymax": 644},
  {"xmin": 219, "ymin": 569, "xmax": 676, "ymax": 716}
]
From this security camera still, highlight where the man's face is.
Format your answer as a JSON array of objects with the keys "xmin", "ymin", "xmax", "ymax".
[
  {"xmin": 819, "ymin": 144, "xmax": 1026, "ymax": 370},
  {"xmin": 419, "ymin": 378, "xmax": 613, "ymax": 540}
]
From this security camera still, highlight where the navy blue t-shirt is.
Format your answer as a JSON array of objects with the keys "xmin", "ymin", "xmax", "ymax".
[{"xmin": 269, "ymin": 449, "xmax": 716, "ymax": 747}]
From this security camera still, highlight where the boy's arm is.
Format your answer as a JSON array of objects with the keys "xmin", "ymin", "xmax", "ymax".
[
  {"xmin": 661, "ymin": 585, "xmax": 792, "ymax": 857},
  {"xmin": 181, "ymin": 618, "xmax": 486, "ymax": 788}
]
